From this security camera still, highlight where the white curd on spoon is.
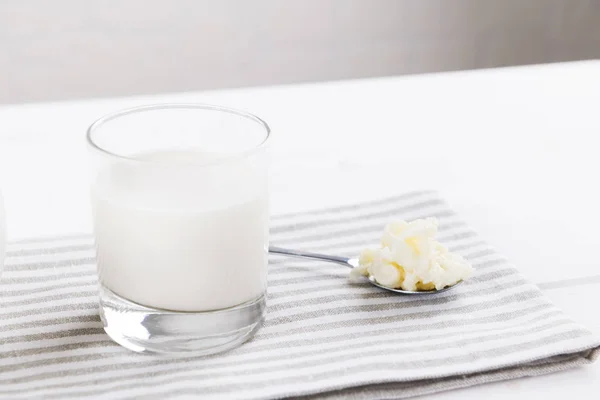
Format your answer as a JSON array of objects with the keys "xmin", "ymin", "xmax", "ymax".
[{"xmin": 350, "ymin": 218, "xmax": 473, "ymax": 291}]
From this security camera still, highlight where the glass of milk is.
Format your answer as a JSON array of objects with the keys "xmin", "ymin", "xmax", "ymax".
[{"xmin": 86, "ymin": 104, "xmax": 270, "ymax": 355}]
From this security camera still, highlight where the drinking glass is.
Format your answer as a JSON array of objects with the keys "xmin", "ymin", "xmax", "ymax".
[{"xmin": 86, "ymin": 104, "xmax": 270, "ymax": 355}]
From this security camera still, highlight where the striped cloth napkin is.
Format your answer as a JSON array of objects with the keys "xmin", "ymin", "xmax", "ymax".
[{"xmin": 0, "ymin": 191, "xmax": 598, "ymax": 399}]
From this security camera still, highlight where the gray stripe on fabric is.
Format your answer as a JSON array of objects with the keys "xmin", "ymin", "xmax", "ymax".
[
  {"xmin": 448, "ymin": 240, "xmax": 487, "ymax": 252},
  {"xmin": 469, "ymin": 258, "xmax": 508, "ymax": 270},
  {"xmin": 0, "ymin": 327, "xmax": 104, "ymax": 345},
  {"xmin": 0, "ymin": 282, "xmax": 97, "ymax": 298},
  {"xmin": 0, "ymin": 303, "xmax": 97, "ymax": 321},
  {"xmin": 270, "ymin": 199, "xmax": 449, "ymax": 235},
  {"xmin": 3, "ymin": 260, "xmax": 96, "ymax": 276},
  {"xmin": 0, "ymin": 315, "xmax": 101, "ymax": 335},
  {"xmin": 5, "ymin": 244, "xmax": 94, "ymax": 258},
  {"xmin": 467, "ymin": 268, "xmax": 518, "ymax": 283},
  {"xmin": 270, "ymin": 191, "xmax": 436, "ymax": 221},
  {"xmin": 0, "ymin": 340, "xmax": 114, "ymax": 360},
  {"xmin": 462, "ymin": 248, "xmax": 496, "ymax": 260},
  {"xmin": 0, "ymin": 272, "xmax": 95, "ymax": 285},
  {"xmin": 537, "ymin": 274, "xmax": 600, "ymax": 290},
  {"xmin": 268, "ymin": 273, "xmax": 347, "ymax": 287},
  {"xmin": 0, "ymin": 290, "xmax": 98, "ymax": 308}
]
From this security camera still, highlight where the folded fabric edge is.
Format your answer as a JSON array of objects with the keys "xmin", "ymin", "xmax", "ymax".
[
  {"xmin": 586, "ymin": 346, "xmax": 600, "ymax": 362},
  {"xmin": 292, "ymin": 346, "xmax": 600, "ymax": 400}
]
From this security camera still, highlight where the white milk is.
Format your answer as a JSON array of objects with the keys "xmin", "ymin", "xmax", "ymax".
[{"xmin": 92, "ymin": 150, "xmax": 269, "ymax": 312}]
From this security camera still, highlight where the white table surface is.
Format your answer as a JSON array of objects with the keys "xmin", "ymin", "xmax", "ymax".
[{"xmin": 0, "ymin": 61, "xmax": 599, "ymax": 398}]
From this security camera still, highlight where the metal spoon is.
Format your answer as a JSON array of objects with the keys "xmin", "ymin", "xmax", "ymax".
[{"xmin": 269, "ymin": 246, "xmax": 461, "ymax": 294}]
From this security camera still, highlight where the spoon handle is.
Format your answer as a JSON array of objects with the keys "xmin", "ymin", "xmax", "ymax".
[{"xmin": 269, "ymin": 246, "xmax": 353, "ymax": 268}]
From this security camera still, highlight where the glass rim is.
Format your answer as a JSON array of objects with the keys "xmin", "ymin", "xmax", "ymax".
[{"xmin": 86, "ymin": 103, "xmax": 271, "ymax": 166}]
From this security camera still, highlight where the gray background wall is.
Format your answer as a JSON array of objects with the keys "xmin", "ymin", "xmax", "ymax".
[{"xmin": 1, "ymin": 0, "xmax": 599, "ymax": 104}]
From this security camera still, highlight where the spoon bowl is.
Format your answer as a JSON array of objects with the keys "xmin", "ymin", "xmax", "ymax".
[{"xmin": 367, "ymin": 274, "xmax": 462, "ymax": 294}]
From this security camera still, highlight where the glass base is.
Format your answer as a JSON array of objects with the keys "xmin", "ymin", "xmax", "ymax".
[{"xmin": 99, "ymin": 285, "xmax": 266, "ymax": 355}]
